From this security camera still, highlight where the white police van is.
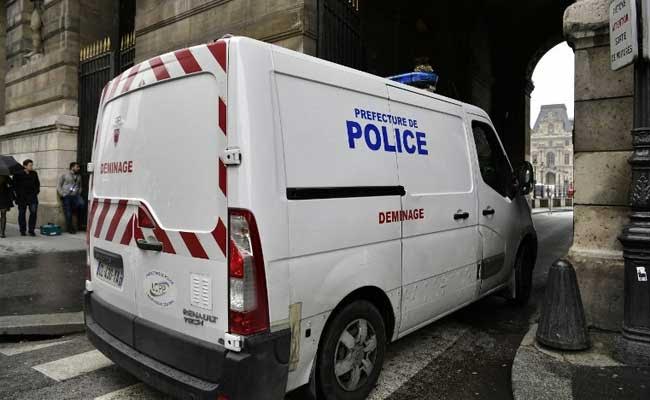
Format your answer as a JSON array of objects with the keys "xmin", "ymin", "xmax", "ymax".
[{"xmin": 84, "ymin": 36, "xmax": 537, "ymax": 400}]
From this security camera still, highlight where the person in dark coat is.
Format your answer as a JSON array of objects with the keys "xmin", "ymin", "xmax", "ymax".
[
  {"xmin": 0, "ymin": 175, "xmax": 13, "ymax": 238},
  {"xmin": 13, "ymin": 159, "xmax": 40, "ymax": 236}
]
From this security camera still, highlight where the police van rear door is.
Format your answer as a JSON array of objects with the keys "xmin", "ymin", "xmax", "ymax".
[{"xmin": 89, "ymin": 41, "xmax": 230, "ymax": 347}]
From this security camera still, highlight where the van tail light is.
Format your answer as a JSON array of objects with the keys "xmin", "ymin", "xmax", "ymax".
[
  {"xmin": 228, "ymin": 209, "xmax": 269, "ymax": 336},
  {"xmin": 138, "ymin": 206, "xmax": 155, "ymax": 228}
]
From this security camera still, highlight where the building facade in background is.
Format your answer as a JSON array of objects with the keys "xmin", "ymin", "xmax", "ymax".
[{"xmin": 530, "ymin": 104, "xmax": 574, "ymax": 197}]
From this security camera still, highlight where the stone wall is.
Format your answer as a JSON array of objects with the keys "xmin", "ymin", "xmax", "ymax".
[
  {"xmin": 6, "ymin": 0, "xmax": 33, "ymax": 69},
  {"xmin": 1, "ymin": 0, "xmax": 81, "ymax": 226},
  {"xmin": 78, "ymin": 0, "xmax": 113, "ymax": 47},
  {"xmin": 564, "ymin": 0, "xmax": 632, "ymax": 331},
  {"xmin": 6, "ymin": 0, "xmax": 81, "ymax": 125},
  {"xmin": 0, "ymin": 115, "xmax": 78, "ymax": 225},
  {"xmin": 0, "ymin": 4, "xmax": 6, "ymax": 124},
  {"xmin": 135, "ymin": 0, "xmax": 315, "ymax": 63}
]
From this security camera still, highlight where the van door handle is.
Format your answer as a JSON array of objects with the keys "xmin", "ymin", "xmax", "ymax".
[
  {"xmin": 482, "ymin": 207, "xmax": 496, "ymax": 216},
  {"xmin": 453, "ymin": 211, "xmax": 470, "ymax": 220},
  {"xmin": 136, "ymin": 238, "xmax": 163, "ymax": 252}
]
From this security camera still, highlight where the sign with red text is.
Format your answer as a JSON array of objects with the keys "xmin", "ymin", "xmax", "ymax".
[{"xmin": 610, "ymin": 0, "xmax": 638, "ymax": 70}]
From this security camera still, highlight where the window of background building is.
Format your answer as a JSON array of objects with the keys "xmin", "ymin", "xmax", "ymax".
[
  {"xmin": 546, "ymin": 152, "xmax": 555, "ymax": 167},
  {"xmin": 564, "ymin": 153, "xmax": 570, "ymax": 165}
]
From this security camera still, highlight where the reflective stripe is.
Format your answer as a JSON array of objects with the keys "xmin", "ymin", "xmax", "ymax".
[
  {"xmin": 212, "ymin": 218, "xmax": 227, "ymax": 256},
  {"xmin": 219, "ymin": 97, "xmax": 227, "ymax": 135},
  {"xmin": 207, "ymin": 40, "xmax": 227, "ymax": 72},
  {"xmin": 119, "ymin": 214, "xmax": 135, "ymax": 245},
  {"xmin": 105, "ymin": 200, "xmax": 128, "ymax": 241},
  {"xmin": 174, "ymin": 48, "xmax": 202, "ymax": 74},
  {"xmin": 179, "ymin": 232, "xmax": 209, "ymax": 260},
  {"xmin": 94, "ymin": 199, "xmax": 112, "ymax": 238},
  {"xmin": 149, "ymin": 56, "xmax": 170, "ymax": 81},
  {"xmin": 120, "ymin": 64, "xmax": 141, "ymax": 94}
]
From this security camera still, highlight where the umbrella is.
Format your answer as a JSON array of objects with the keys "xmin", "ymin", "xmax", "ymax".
[{"xmin": 0, "ymin": 155, "xmax": 22, "ymax": 176}]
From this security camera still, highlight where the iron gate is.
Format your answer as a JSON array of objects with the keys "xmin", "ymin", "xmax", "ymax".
[
  {"xmin": 318, "ymin": 0, "xmax": 364, "ymax": 69},
  {"xmin": 78, "ymin": 38, "xmax": 112, "ymax": 180},
  {"xmin": 77, "ymin": 33, "xmax": 135, "ymax": 222}
]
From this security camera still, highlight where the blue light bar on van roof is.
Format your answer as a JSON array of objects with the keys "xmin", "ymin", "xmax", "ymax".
[{"xmin": 388, "ymin": 71, "xmax": 439, "ymax": 88}]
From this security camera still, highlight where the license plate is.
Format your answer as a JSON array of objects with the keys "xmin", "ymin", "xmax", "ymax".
[
  {"xmin": 97, "ymin": 262, "xmax": 124, "ymax": 288},
  {"xmin": 94, "ymin": 248, "xmax": 124, "ymax": 288}
]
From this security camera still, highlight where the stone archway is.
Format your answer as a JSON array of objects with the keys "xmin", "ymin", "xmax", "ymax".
[{"xmin": 356, "ymin": 0, "xmax": 574, "ymax": 168}]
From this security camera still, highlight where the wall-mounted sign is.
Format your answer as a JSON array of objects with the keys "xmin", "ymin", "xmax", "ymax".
[{"xmin": 610, "ymin": 0, "xmax": 638, "ymax": 70}]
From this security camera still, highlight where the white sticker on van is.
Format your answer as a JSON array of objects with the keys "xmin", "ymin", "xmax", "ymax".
[{"xmin": 144, "ymin": 270, "xmax": 176, "ymax": 307}]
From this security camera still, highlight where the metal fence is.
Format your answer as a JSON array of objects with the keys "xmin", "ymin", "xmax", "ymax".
[
  {"xmin": 318, "ymin": 0, "xmax": 364, "ymax": 69},
  {"xmin": 533, "ymin": 184, "xmax": 573, "ymax": 199},
  {"xmin": 77, "ymin": 32, "xmax": 135, "ymax": 221},
  {"xmin": 78, "ymin": 38, "xmax": 113, "ymax": 183}
]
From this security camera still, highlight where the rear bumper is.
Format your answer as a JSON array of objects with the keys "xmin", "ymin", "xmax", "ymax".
[{"xmin": 84, "ymin": 291, "xmax": 290, "ymax": 400}]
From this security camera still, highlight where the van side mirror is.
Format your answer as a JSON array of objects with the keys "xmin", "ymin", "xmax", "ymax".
[{"xmin": 518, "ymin": 161, "xmax": 534, "ymax": 195}]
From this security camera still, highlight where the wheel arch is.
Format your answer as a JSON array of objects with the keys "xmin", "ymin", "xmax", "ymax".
[{"xmin": 324, "ymin": 286, "xmax": 396, "ymax": 345}]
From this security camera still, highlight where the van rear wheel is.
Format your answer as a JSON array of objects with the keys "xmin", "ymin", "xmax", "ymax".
[
  {"xmin": 317, "ymin": 300, "xmax": 386, "ymax": 400},
  {"xmin": 511, "ymin": 243, "xmax": 534, "ymax": 306}
]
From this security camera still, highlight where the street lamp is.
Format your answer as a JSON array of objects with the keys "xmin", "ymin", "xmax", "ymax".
[
  {"xmin": 617, "ymin": 0, "xmax": 650, "ymax": 365},
  {"xmin": 539, "ymin": 161, "xmax": 544, "ymax": 199},
  {"xmin": 532, "ymin": 159, "xmax": 538, "ymax": 199}
]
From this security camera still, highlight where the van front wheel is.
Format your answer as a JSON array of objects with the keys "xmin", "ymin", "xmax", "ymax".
[{"xmin": 317, "ymin": 300, "xmax": 386, "ymax": 400}]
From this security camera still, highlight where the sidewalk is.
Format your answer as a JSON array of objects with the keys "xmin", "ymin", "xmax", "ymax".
[
  {"xmin": 0, "ymin": 224, "xmax": 86, "ymax": 336},
  {"xmin": 0, "ymin": 223, "xmax": 86, "ymax": 257},
  {"xmin": 512, "ymin": 324, "xmax": 650, "ymax": 400},
  {"xmin": 531, "ymin": 206, "xmax": 574, "ymax": 215}
]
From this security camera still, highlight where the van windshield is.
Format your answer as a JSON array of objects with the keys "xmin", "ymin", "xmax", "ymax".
[{"xmin": 93, "ymin": 73, "xmax": 221, "ymax": 232}]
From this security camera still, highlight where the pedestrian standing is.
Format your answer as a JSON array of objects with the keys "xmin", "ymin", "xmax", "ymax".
[
  {"xmin": 57, "ymin": 162, "xmax": 85, "ymax": 234},
  {"xmin": 0, "ymin": 175, "xmax": 13, "ymax": 238},
  {"xmin": 13, "ymin": 159, "xmax": 40, "ymax": 236}
]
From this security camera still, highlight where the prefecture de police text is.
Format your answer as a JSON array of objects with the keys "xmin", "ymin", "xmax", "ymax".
[{"xmin": 347, "ymin": 108, "xmax": 428, "ymax": 155}]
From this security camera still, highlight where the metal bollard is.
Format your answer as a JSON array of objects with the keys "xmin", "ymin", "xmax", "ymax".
[{"xmin": 536, "ymin": 259, "xmax": 591, "ymax": 350}]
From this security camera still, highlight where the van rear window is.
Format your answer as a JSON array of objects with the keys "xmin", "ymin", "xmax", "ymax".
[{"xmin": 93, "ymin": 73, "xmax": 221, "ymax": 232}]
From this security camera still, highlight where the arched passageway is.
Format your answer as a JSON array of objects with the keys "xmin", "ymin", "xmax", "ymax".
[{"xmin": 339, "ymin": 0, "xmax": 575, "ymax": 166}]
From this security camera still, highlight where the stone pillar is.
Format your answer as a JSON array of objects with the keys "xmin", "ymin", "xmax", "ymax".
[
  {"xmin": 134, "ymin": 0, "xmax": 314, "ymax": 63},
  {"xmin": 0, "ymin": 0, "xmax": 81, "ymax": 226},
  {"xmin": 0, "ymin": 3, "xmax": 6, "ymax": 125},
  {"xmin": 564, "ymin": 0, "xmax": 633, "ymax": 331}
]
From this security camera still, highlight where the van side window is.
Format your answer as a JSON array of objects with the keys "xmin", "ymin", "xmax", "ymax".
[{"xmin": 471, "ymin": 121, "xmax": 512, "ymax": 198}]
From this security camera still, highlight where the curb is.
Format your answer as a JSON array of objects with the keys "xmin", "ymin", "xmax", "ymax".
[
  {"xmin": 0, "ymin": 312, "xmax": 84, "ymax": 336},
  {"xmin": 531, "ymin": 208, "xmax": 573, "ymax": 215},
  {"xmin": 511, "ymin": 324, "xmax": 574, "ymax": 400},
  {"xmin": 512, "ymin": 324, "xmax": 624, "ymax": 400}
]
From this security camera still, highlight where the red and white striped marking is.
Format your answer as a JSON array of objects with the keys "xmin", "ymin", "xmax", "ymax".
[
  {"xmin": 88, "ymin": 199, "xmax": 227, "ymax": 261},
  {"xmin": 88, "ymin": 39, "xmax": 229, "ymax": 262},
  {"xmin": 101, "ymin": 40, "xmax": 228, "ymax": 105}
]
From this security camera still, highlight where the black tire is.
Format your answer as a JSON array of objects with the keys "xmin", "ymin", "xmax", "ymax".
[
  {"xmin": 316, "ymin": 300, "xmax": 386, "ymax": 400},
  {"xmin": 511, "ymin": 243, "xmax": 534, "ymax": 306}
]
